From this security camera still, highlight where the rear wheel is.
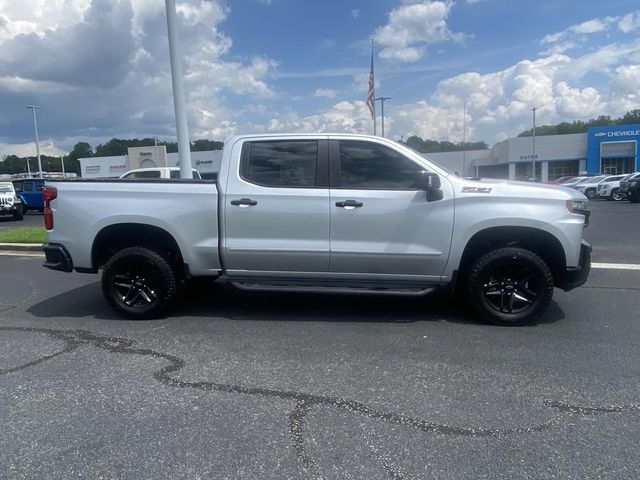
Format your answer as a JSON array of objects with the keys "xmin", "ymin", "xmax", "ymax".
[
  {"xmin": 101, "ymin": 247, "xmax": 177, "ymax": 319},
  {"xmin": 466, "ymin": 247, "xmax": 554, "ymax": 326},
  {"xmin": 585, "ymin": 188, "xmax": 596, "ymax": 199}
]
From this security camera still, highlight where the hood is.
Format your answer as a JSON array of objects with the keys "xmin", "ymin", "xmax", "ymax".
[{"xmin": 455, "ymin": 177, "xmax": 587, "ymax": 201}]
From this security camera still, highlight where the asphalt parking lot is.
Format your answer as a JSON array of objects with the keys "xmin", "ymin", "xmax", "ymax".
[
  {"xmin": 1, "ymin": 200, "xmax": 639, "ymax": 479},
  {"xmin": 0, "ymin": 211, "xmax": 43, "ymax": 230}
]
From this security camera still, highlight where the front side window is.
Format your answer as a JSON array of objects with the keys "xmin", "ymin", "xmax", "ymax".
[
  {"xmin": 22, "ymin": 182, "xmax": 33, "ymax": 192},
  {"xmin": 338, "ymin": 141, "xmax": 423, "ymax": 189},
  {"xmin": 243, "ymin": 141, "xmax": 317, "ymax": 187}
]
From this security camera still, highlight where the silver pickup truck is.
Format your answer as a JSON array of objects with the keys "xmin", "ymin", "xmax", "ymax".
[{"xmin": 42, "ymin": 134, "xmax": 591, "ymax": 325}]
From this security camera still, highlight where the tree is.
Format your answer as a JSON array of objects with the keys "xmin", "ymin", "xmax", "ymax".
[{"xmin": 68, "ymin": 142, "xmax": 93, "ymax": 161}]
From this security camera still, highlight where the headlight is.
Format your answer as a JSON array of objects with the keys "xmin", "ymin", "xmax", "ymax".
[{"xmin": 566, "ymin": 200, "xmax": 588, "ymax": 213}]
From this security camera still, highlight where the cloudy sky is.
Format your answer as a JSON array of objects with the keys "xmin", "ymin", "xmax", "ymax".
[{"xmin": 1, "ymin": 0, "xmax": 640, "ymax": 157}]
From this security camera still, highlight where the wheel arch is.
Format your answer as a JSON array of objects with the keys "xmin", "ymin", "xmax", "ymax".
[
  {"xmin": 454, "ymin": 226, "xmax": 567, "ymax": 293},
  {"xmin": 91, "ymin": 223, "xmax": 186, "ymax": 274}
]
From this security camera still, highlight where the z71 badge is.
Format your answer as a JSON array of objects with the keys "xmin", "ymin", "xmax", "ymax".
[{"xmin": 461, "ymin": 186, "xmax": 492, "ymax": 193}]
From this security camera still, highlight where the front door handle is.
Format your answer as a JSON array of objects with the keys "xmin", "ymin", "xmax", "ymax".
[
  {"xmin": 230, "ymin": 198, "xmax": 258, "ymax": 207},
  {"xmin": 335, "ymin": 200, "xmax": 363, "ymax": 209}
]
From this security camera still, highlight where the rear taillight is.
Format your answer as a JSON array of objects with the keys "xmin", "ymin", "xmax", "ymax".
[{"xmin": 43, "ymin": 186, "xmax": 57, "ymax": 230}]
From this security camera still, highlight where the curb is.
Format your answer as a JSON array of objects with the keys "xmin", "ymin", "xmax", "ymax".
[{"xmin": 0, "ymin": 243, "xmax": 43, "ymax": 252}]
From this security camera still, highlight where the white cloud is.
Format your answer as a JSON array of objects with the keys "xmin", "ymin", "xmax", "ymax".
[
  {"xmin": 0, "ymin": 139, "xmax": 65, "ymax": 158},
  {"xmin": 619, "ymin": 11, "xmax": 640, "ymax": 33},
  {"xmin": 373, "ymin": 0, "xmax": 465, "ymax": 63},
  {"xmin": 541, "ymin": 14, "xmax": 619, "ymax": 49},
  {"xmin": 388, "ymin": 40, "xmax": 640, "ymax": 142},
  {"xmin": 0, "ymin": 0, "xmax": 277, "ymax": 155},
  {"xmin": 265, "ymin": 101, "xmax": 374, "ymax": 134},
  {"xmin": 313, "ymin": 88, "xmax": 338, "ymax": 98}
]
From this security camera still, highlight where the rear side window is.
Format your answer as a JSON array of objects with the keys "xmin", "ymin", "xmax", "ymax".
[
  {"xmin": 134, "ymin": 171, "xmax": 161, "ymax": 178},
  {"xmin": 35, "ymin": 181, "xmax": 44, "ymax": 191},
  {"xmin": 243, "ymin": 141, "xmax": 317, "ymax": 187},
  {"xmin": 338, "ymin": 140, "xmax": 422, "ymax": 189}
]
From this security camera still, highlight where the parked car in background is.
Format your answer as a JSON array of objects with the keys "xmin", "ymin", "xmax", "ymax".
[
  {"xmin": 559, "ymin": 176, "xmax": 591, "ymax": 188},
  {"xmin": 573, "ymin": 175, "xmax": 607, "ymax": 199},
  {"xmin": 119, "ymin": 167, "xmax": 202, "ymax": 179},
  {"xmin": 0, "ymin": 181, "xmax": 24, "ymax": 221},
  {"xmin": 12, "ymin": 178, "xmax": 44, "ymax": 213},
  {"xmin": 596, "ymin": 174, "xmax": 626, "ymax": 201},
  {"xmin": 549, "ymin": 176, "xmax": 577, "ymax": 185},
  {"xmin": 620, "ymin": 172, "xmax": 640, "ymax": 203}
]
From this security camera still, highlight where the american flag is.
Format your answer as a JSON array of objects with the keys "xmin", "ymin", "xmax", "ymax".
[{"xmin": 367, "ymin": 43, "xmax": 375, "ymax": 128}]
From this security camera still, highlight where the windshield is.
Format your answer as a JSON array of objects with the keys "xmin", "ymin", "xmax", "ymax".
[{"xmin": 0, "ymin": 184, "xmax": 13, "ymax": 193}]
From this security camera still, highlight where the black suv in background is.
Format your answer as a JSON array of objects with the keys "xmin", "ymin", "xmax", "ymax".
[{"xmin": 620, "ymin": 172, "xmax": 640, "ymax": 203}]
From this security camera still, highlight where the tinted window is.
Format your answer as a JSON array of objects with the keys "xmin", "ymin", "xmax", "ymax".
[
  {"xmin": 338, "ymin": 141, "xmax": 422, "ymax": 189},
  {"xmin": 13, "ymin": 181, "xmax": 23, "ymax": 193},
  {"xmin": 35, "ymin": 181, "xmax": 44, "ymax": 191},
  {"xmin": 22, "ymin": 182, "xmax": 33, "ymax": 192},
  {"xmin": 135, "ymin": 171, "xmax": 161, "ymax": 178},
  {"xmin": 169, "ymin": 170, "xmax": 200, "ymax": 179},
  {"xmin": 244, "ymin": 141, "xmax": 317, "ymax": 187}
]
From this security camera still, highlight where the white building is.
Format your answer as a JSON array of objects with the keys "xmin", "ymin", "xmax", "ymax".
[{"xmin": 79, "ymin": 146, "xmax": 222, "ymax": 179}]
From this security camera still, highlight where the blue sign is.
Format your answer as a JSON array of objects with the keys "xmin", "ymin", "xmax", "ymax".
[{"xmin": 587, "ymin": 124, "xmax": 640, "ymax": 173}]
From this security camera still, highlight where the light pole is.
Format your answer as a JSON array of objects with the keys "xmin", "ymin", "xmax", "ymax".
[
  {"xmin": 25, "ymin": 105, "xmax": 43, "ymax": 178},
  {"xmin": 375, "ymin": 97, "xmax": 391, "ymax": 137},
  {"xmin": 532, "ymin": 107, "xmax": 537, "ymax": 181},
  {"xmin": 61, "ymin": 155, "xmax": 66, "ymax": 177},
  {"xmin": 165, "ymin": 0, "xmax": 193, "ymax": 179},
  {"xmin": 462, "ymin": 101, "xmax": 467, "ymax": 177}
]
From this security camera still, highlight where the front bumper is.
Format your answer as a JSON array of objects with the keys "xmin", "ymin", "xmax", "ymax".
[
  {"xmin": 43, "ymin": 243, "xmax": 73, "ymax": 273},
  {"xmin": 558, "ymin": 240, "xmax": 591, "ymax": 291}
]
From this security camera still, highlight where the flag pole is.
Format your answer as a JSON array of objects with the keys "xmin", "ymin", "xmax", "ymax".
[{"xmin": 368, "ymin": 39, "xmax": 376, "ymax": 136}]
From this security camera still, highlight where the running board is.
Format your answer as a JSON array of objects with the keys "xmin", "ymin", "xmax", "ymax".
[{"xmin": 229, "ymin": 282, "xmax": 436, "ymax": 297}]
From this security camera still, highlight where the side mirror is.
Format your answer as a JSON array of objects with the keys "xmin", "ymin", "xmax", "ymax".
[{"xmin": 415, "ymin": 171, "xmax": 443, "ymax": 202}]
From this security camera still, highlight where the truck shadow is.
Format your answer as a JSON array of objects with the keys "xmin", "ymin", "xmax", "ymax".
[{"xmin": 27, "ymin": 280, "xmax": 566, "ymax": 326}]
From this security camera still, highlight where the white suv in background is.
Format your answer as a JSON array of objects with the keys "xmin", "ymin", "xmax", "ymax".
[
  {"xmin": 574, "ymin": 175, "xmax": 606, "ymax": 199},
  {"xmin": 596, "ymin": 174, "xmax": 626, "ymax": 201}
]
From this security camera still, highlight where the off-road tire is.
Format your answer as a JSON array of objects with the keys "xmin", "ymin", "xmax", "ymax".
[
  {"xmin": 101, "ymin": 247, "xmax": 177, "ymax": 319},
  {"xmin": 466, "ymin": 247, "xmax": 554, "ymax": 326}
]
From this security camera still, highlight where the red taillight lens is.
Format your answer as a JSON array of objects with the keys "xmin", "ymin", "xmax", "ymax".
[{"xmin": 43, "ymin": 186, "xmax": 57, "ymax": 230}]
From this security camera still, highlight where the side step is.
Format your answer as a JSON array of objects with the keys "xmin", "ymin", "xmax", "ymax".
[{"xmin": 229, "ymin": 282, "xmax": 436, "ymax": 297}]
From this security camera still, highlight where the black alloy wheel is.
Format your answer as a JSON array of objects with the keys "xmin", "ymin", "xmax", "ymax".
[
  {"xmin": 466, "ymin": 247, "xmax": 553, "ymax": 326},
  {"xmin": 611, "ymin": 188, "xmax": 625, "ymax": 201},
  {"xmin": 101, "ymin": 247, "xmax": 177, "ymax": 319}
]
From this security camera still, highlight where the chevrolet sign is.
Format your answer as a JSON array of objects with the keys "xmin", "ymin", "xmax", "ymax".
[{"xmin": 596, "ymin": 129, "xmax": 640, "ymax": 138}]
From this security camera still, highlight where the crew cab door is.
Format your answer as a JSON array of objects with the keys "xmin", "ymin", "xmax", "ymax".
[
  {"xmin": 328, "ymin": 139, "xmax": 454, "ymax": 280},
  {"xmin": 222, "ymin": 138, "xmax": 330, "ymax": 274}
]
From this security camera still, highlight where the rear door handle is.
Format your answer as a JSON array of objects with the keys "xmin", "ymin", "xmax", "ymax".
[
  {"xmin": 230, "ymin": 198, "xmax": 258, "ymax": 207},
  {"xmin": 335, "ymin": 200, "xmax": 363, "ymax": 209}
]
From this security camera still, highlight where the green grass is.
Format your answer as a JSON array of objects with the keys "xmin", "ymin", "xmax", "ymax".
[{"xmin": 0, "ymin": 227, "xmax": 46, "ymax": 244}]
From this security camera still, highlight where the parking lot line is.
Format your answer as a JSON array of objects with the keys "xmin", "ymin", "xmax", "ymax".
[
  {"xmin": 592, "ymin": 262, "xmax": 640, "ymax": 271},
  {"xmin": 0, "ymin": 251, "xmax": 44, "ymax": 257}
]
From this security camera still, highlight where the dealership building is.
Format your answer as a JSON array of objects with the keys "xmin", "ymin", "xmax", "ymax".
[{"xmin": 428, "ymin": 123, "xmax": 640, "ymax": 181}]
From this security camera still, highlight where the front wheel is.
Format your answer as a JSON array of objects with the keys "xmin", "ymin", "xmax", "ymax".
[
  {"xmin": 465, "ymin": 247, "xmax": 554, "ymax": 326},
  {"xmin": 611, "ymin": 189, "xmax": 625, "ymax": 201},
  {"xmin": 629, "ymin": 192, "xmax": 640, "ymax": 204},
  {"xmin": 13, "ymin": 208, "xmax": 23, "ymax": 221},
  {"xmin": 101, "ymin": 247, "xmax": 177, "ymax": 319},
  {"xmin": 585, "ymin": 188, "xmax": 596, "ymax": 199}
]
